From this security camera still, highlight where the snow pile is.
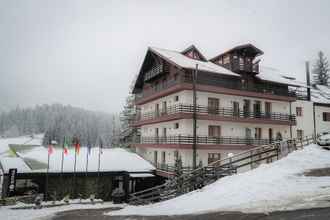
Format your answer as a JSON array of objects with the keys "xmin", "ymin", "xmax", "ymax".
[
  {"xmin": 0, "ymin": 202, "xmax": 123, "ymax": 220},
  {"xmin": 111, "ymin": 145, "xmax": 330, "ymax": 216}
]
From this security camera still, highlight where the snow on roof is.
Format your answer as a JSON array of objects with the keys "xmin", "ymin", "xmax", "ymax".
[
  {"xmin": 257, "ymin": 66, "xmax": 302, "ymax": 87},
  {"xmin": 111, "ymin": 145, "xmax": 330, "ymax": 216},
  {"xmin": 0, "ymin": 134, "xmax": 43, "ymax": 155},
  {"xmin": 311, "ymin": 85, "xmax": 330, "ymax": 104},
  {"xmin": 149, "ymin": 47, "xmax": 240, "ymax": 77},
  {"xmin": 0, "ymin": 145, "xmax": 155, "ymax": 174}
]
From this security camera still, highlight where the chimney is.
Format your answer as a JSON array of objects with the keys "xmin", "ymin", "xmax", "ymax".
[{"xmin": 305, "ymin": 61, "xmax": 311, "ymax": 101}]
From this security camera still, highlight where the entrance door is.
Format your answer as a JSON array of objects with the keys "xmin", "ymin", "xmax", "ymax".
[
  {"xmin": 154, "ymin": 151, "xmax": 158, "ymax": 165},
  {"xmin": 268, "ymin": 128, "xmax": 273, "ymax": 143},
  {"xmin": 208, "ymin": 125, "xmax": 221, "ymax": 144},
  {"xmin": 155, "ymin": 128, "xmax": 159, "ymax": 143},
  {"xmin": 243, "ymin": 100, "xmax": 251, "ymax": 118},
  {"xmin": 233, "ymin": 101, "xmax": 240, "ymax": 117},
  {"xmin": 162, "ymin": 101, "xmax": 167, "ymax": 115},
  {"xmin": 208, "ymin": 98, "xmax": 219, "ymax": 114},
  {"xmin": 253, "ymin": 101, "xmax": 261, "ymax": 118},
  {"xmin": 245, "ymin": 128, "xmax": 252, "ymax": 145},
  {"xmin": 155, "ymin": 104, "xmax": 160, "ymax": 117},
  {"xmin": 265, "ymin": 102, "xmax": 272, "ymax": 118},
  {"xmin": 162, "ymin": 127, "xmax": 167, "ymax": 143},
  {"xmin": 161, "ymin": 151, "xmax": 166, "ymax": 166}
]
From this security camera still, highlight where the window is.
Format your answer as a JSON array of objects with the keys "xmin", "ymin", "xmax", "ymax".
[
  {"xmin": 323, "ymin": 112, "xmax": 330, "ymax": 121},
  {"xmin": 208, "ymin": 98, "xmax": 219, "ymax": 114},
  {"xmin": 297, "ymin": 130, "xmax": 304, "ymax": 139},
  {"xmin": 223, "ymin": 55, "xmax": 230, "ymax": 64},
  {"xmin": 174, "ymin": 123, "xmax": 179, "ymax": 129},
  {"xmin": 154, "ymin": 151, "xmax": 158, "ymax": 165},
  {"xmin": 265, "ymin": 102, "xmax": 272, "ymax": 117},
  {"xmin": 208, "ymin": 126, "xmax": 221, "ymax": 137},
  {"xmin": 233, "ymin": 101, "xmax": 240, "ymax": 117},
  {"xmin": 208, "ymin": 153, "xmax": 221, "ymax": 164},
  {"xmin": 161, "ymin": 151, "xmax": 166, "ymax": 165},
  {"xmin": 255, "ymin": 128, "xmax": 262, "ymax": 139},
  {"xmin": 174, "ymin": 96, "xmax": 179, "ymax": 102},
  {"xmin": 296, "ymin": 107, "xmax": 303, "ymax": 117}
]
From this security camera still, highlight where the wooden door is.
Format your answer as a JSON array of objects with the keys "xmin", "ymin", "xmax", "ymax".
[
  {"xmin": 154, "ymin": 151, "xmax": 158, "ymax": 165},
  {"xmin": 208, "ymin": 98, "xmax": 219, "ymax": 114},
  {"xmin": 243, "ymin": 100, "xmax": 250, "ymax": 117},
  {"xmin": 253, "ymin": 101, "xmax": 261, "ymax": 118},
  {"xmin": 233, "ymin": 101, "xmax": 240, "ymax": 117},
  {"xmin": 265, "ymin": 102, "xmax": 271, "ymax": 118}
]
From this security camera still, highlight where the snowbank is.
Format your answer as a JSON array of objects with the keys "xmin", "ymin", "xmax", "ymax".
[{"xmin": 110, "ymin": 144, "xmax": 330, "ymax": 216}]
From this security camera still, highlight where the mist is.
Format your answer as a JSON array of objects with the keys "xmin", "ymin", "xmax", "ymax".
[{"xmin": 1, "ymin": 0, "xmax": 330, "ymax": 113}]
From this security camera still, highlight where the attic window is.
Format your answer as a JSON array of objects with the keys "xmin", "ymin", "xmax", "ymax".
[
  {"xmin": 174, "ymin": 96, "xmax": 179, "ymax": 102},
  {"xmin": 174, "ymin": 123, "xmax": 179, "ymax": 129}
]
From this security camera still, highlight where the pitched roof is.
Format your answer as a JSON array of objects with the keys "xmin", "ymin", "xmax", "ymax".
[
  {"xmin": 149, "ymin": 47, "xmax": 240, "ymax": 77},
  {"xmin": 181, "ymin": 45, "xmax": 208, "ymax": 61},
  {"xmin": 210, "ymin": 43, "xmax": 264, "ymax": 61}
]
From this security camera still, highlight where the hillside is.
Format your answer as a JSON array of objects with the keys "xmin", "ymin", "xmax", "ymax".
[
  {"xmin": 0, "ymin": 104, "xmax": 119, "ymax": 146},
  {"xmin": 111, "ymin": 145, "xmax": 330, "ymax": 216}
]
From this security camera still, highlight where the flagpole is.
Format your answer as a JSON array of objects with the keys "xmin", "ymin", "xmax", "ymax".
[
  {"xmin": 45, "ymin": 138, "xmax": 51, "ymax": 201},
  {"xmin": 97, "ymin": 138, "xmax": 102, "ymax": 197},
  {"xmin": 60, "ymin": 136, "xmax": 65, "ymax": 197},
  {"xmin": 85, "ymin": 139, "xmax": 90, "ymax": 197},
  {"xmin": 73, "ymin": 137, "xmax": 78, "ymax": 198}
]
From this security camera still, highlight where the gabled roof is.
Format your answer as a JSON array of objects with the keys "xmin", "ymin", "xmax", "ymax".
[
  {"xmin": 210, "ymin": 43, "xmax": 264, "ymax": 62},
  {"xmin": 149, "ymin": 47, "xmax": 240, "ymax": 76},
  {"xmin": 181, "ymin": 45, "xmax": 208, "ymax": 62}
]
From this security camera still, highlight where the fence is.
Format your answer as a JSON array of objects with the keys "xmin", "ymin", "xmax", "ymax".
[{"xmin": 129, "ymin": 135, "xmax": 316, "ymax": 205}]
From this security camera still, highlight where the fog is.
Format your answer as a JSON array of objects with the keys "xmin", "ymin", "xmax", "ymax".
[{"xmin": 1, "ymin": 0, "xmax": 330, "ymax": 113}]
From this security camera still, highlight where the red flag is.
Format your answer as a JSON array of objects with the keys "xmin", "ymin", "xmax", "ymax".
[
  {"xmin": 64, "ymin": 147, "xmax": 68, "ymax": 155},
  {"xmin": 48, "ymin": 144, "xmax": 54, "ymax": 155},
  {"xmin": 75, "ymin": 142, "xmax": 80, "ymax": 154}
]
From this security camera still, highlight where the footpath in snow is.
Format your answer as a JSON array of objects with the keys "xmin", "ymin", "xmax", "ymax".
[{"xmin": 110, "ymin": 144, "xmax": 330, "ymax": 216}]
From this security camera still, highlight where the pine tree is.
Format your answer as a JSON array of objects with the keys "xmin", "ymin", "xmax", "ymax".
[{"xmin": 313, "ymin": 51, "xmax": 330, "ymax": 86}]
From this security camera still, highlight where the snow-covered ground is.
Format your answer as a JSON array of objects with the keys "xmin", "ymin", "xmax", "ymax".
[
  {"xmin": 110, "ymin": 144, "xmax": 330, "ymax": 216},
  {"xmin": 0, "ymin": 201, "xmax": 123, "ymax": 220}
]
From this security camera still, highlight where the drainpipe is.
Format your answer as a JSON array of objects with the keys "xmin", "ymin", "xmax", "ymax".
[
  {"xmin": 289, "ymin": 101, "xmax": 292, "ymax": 139},
  {"xmin": 192, "ymin": 64, "xmax": 198, "ymax": 169},
  {"xmin": 305, "ymin": 62, "xmax": 311, "ymax": 102},
  {"xmin": 306, "ymin": 61, "xmax": 316, "ymax": 136}
]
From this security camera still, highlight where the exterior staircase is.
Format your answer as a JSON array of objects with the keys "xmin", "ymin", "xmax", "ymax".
[{"xmin": 129, "ymin": 136, "xmax": 316, "ymax": 205}]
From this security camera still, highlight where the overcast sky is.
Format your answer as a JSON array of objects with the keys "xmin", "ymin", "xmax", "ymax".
[{"xmin": 1, "ymin": 0, "xmax": 330, "ymax": 113}]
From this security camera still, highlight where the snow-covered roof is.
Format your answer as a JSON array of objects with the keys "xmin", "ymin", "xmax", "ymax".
[
  {"xmin": 0, "ymin": 135, "xmax": 154, "ymax": 174},
  {"xmin": 149, "ymin": 47, "xmax": 240, "ymax": 77},
  {"xmin": 311, "ymin": 85, "xmax": 330, "ymax": 104},
  {"xmin": 0, "ymin": 134, "xmax": 43, "ymax": 155},
  {"xmin": 257, "ymin": 66, "xmax": 302, "ymax": 87}
]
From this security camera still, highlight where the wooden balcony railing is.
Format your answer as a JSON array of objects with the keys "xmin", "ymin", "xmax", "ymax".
[
  {"xmin": 136, "ymin": 74, "xmax": 297, "ymax": 103},
  {"xmin": 136, "ymin": 104, "xmax": 296, "ymax": 124},
  {"xmin": 138, "ymin": 135, "xmax": 273, "ymax": 145},
  {"xmin": 144, "ymin": 64, "xmax": 164, "ymax": 82}
]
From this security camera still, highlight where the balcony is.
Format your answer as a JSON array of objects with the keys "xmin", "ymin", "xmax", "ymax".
[
  {"xmin": 144, "ymin": 64, "xmax": 164, "ymax": 82},
  {"xmin": 135, "ymin": 74, "xmax": 297, "ymax": 104},
  {"xmin": 134, "ymin": 104, "xmax": 296, "ymax": 126},
  {"xmin": 136, "ymin": 135, "xmax": 273, "ymax": 146}
]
